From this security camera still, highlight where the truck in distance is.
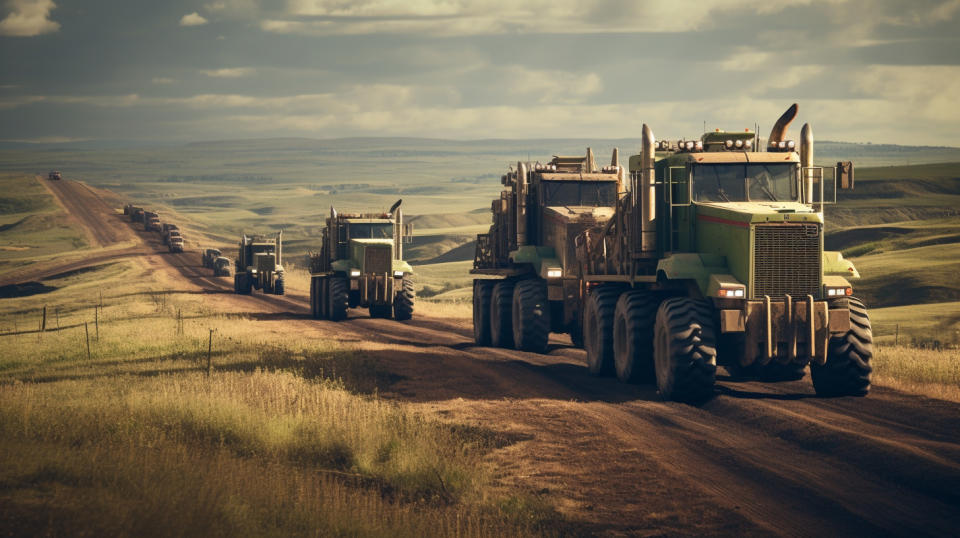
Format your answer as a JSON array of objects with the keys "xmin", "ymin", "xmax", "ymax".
[
  {"xmin": 168, "ymin": 235, "xmax": 184, "ymax": 253},
  {"xmin": 48, "ymin": 171, "xmax": 62, "ymax": 181},
  {"xmin": 144, "ymin": 211, "xmax": 161, "ymax": 232},
  {"xmin": 213, "ymin": 256, "xmax": 231, "ymax": 277},
  {"xmin": 234, "ymin": 232, "xmax": 284, "ymax": 295},
  {"xmin": 202, "ymin": 248, "xmax": 221, "ymax": 268},
  {"xmin": 309, "ymin": 199, "xmax": 414, "ymax": 321},
  {"xmin": 162, "ymin": 224, "xmax": 180, "ymax": 245}
]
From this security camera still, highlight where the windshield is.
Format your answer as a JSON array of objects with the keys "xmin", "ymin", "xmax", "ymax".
[
  {"xmin": 692, "ymin": 163, "xmax": 798, "ymax": 202},
  {"xmin": 541, "ymin": 181, "xmax": 617, "ymax": 207},
  {"xmin": 349, "ymin": 223, "xmax": 394, "ymax": 239}
]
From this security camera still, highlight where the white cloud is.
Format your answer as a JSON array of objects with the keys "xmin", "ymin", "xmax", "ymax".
[
  {"xmin": 152, "ymin": 77, "xmax": 175, "ymax": 85},
  {"xmin": 200, "ymin": 67, "xmax": 256, "ymax": 78},
  {"xmin": 179, "ymin": 12, "xmax": 208, "ymax": 26},
  {"xmin": 268, "ymin": 0, "xmax": 825, "ymax": 36},
  {"xmin": 0, "ymin": 0, "xmax": 59, "ymax": 37},
  {"xmin": 502, "ymin": 66, "xmax": 603, "ymax": 105}
]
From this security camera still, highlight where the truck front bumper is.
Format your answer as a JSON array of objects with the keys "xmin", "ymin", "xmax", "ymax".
[
  {"xmin": 350, "ymin": 274, "xmax": 402, "ymax": 305},
  {"xmin": 718, "ymin": 295, "xmax": 850, "ymax": 367}
]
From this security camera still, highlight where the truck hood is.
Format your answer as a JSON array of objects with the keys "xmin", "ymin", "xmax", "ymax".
[
  {"xmin": 697, "ymin": 201, "xmax": 823, "ymax": 225},
  {"xmin": 543, "ymin": 205, "xmax": 615, "ymax": 224}
]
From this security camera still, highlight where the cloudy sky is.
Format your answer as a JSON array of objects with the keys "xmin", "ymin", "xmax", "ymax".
[{"xmin": 1, "ymin": 0, "xmax": 959, "ymax": 145}]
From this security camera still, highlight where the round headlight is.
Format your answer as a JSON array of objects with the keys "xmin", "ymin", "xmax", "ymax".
[
  {"xmin": 724, "ymin": 140, "xmax": 734, "ymax": 149},
  {"xmin": 778, "ymin": 140, "xmax": 787, "ymax": 149},
  {"xmin": 694, "ymin": 141, "xmax": 703, "ymax": 150},
  {"xmin": 685, "ymin": 141, "xmax": 695, "ymax": 150},
  {"xmin": 735, "ymin": 139, "xmax": 744, "ymax": 148},
  {"xmin": 787, "ymin": 140, "xmax": 796, "ymax": 150},
  {"xmin": 744, "ymin": 139, "xmax": 753, "ymax": 149}
]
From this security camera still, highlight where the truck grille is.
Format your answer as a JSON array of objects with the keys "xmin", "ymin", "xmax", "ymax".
[
  {"xmin": 363, "ymin": 246, "xmax": 391, "ymax": 274},
  {"xmin": 753, "ymin": 224, "xmax": 820, "ymax": 299}
]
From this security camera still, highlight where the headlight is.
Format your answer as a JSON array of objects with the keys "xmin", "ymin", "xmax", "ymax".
[
  {"xmin": 685, "ymin": 141, "xmax": 695, "ymax": 151},
  {"xmin": 350, "ymin": 269, "xmax": 361, "ymax": 277},
  {"xmin": 744, "ymin": 139, "xmax": 753, "ymax": 149},
  {"xmin": 546, "ymin": 268, "xmax": 562, "ymax": 278},
  {"xmin": 724, "ymin": 140, "xmax": 734, "ymax": 149},
  {"xmin": 718, "ymin": 287, "xmax": 745, "ymax": 298},
  {"xmin": 787, "ymin": 140, "xmax": 796, "ymax": 150},
  {"xmin": 734, "ymin": 139, "xmax": 744, "ymax": 149},
  {"xmin": 393, "ymin": 270, "xmax": 404, "ymax": 278}
]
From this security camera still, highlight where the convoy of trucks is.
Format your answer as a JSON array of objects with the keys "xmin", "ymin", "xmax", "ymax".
[
  {"xmin": 471, "ymin": 104, "xmax": 870, "ymax": 401},
  {"xmin": 103, "ymin": 102, "xmax": 873, "ymax": 402}
]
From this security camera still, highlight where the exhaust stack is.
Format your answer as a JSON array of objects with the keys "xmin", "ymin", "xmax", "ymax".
[
  {"xmin": 516, "ymin": 161, "xmax": 528, "ymax": 247},
  {"xmin": 640, "ymin": 124, "xmax": 657, "ymax": 256},
  {"xmin": 768, "ymin": 103, "xmax": 798, "ymax": 144},
  {"xmin": 800, "ymin": 123, "xmax": 814, "ymax": 205}
]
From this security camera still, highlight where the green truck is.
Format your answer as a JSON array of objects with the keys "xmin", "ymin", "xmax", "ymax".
[
  {"xmin": 234, "ymin": 232, "xmax": 284, "ymax": 295},
  {"xmin": 473, "ymin": 104, "xmax": 870, "ymax": 402},
  {"xmin": 309, "ymin": 200, "xmax": 414, "ymax": 321}
]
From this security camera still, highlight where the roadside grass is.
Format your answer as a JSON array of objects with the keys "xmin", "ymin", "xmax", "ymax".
[
  {"xmin": 872, "ymin": 346, "xmax": 960, "ymax": 403},
  {"xmin": 869, "ymin": 301, "xmax": 960, "ymax": 347},
  {"xmin": 0, "ymin": 258, "xmax": 562, "ymax": 535}
]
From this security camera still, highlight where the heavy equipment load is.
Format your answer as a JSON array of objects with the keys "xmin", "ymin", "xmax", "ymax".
[
  {"xmin": 48, "ymin": 171, "xmax": 62, "ymax": 181},
  {"xmin": 162, "ymin": 224, "xmax": 180, "ymax": 245},
  {"xmin": 130, "ymin": 207, "xmax": 144, "ymax": 223},
  {"xmin": 144, "ymin": 211, "xmax": 161, "ymax": 232},
  {"xmin": 168, "ymin": 235, "xmax": 184, "ymax": 253},
  {"xmin": 309, "ymin": 199, "xmax": 414, "ymax": 321},
  {"xmin": 472, "ymin": 149, "xmax": 623, "ymax": 352},
  {"xmin": 234, "ymin": 231, "xmax": 284, "ymax": 295},
  {"xmin": 472, "ymin": 104, "xmax": 870, "ymax": 402},
  {"xmin": 202, "ymin": 248, "xmax": 221, "ymax": 268},
  {"xmin": 123, "ymin": 204, "xmax": 134, "ymax": 215},
  {"xmin": 213, "ymin": 256, "xmax": 232, "ymax": 277}
]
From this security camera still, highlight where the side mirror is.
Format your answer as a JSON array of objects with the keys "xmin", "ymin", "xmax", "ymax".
[
  {"xmin": 403, "ymin": 223, "xmax": 414, "ymax": 244},
  {"xmin": 837, "ymin": 161, "xmax": 854, "ymax": 190}
]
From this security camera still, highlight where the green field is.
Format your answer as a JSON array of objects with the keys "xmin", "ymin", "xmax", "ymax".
[{"xmin": 0, "ymin": 174, "xmax": 87, "ymax": 272}]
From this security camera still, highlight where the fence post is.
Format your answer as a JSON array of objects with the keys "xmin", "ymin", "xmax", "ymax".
[
  {"xmin": 95, "ymin": 307, "xmax": 99, "ymax": 340},
  {"xmin": 895, "ymin": 324, "xmax": 899, "ymax": 347},
  {"xmin": 56, "ymin": 307, "xmax": 60, "ymax": 332},
  {"xmin": 207, "ymin": 329, "xmax": 214, "ymax": 376},
  {"xmin": 40, "ymin": 305, "xmax": 47, "ymax": 332},
  {"xmin": 85, "ymin": 322, "xmax": 91, "ymax": 360}
]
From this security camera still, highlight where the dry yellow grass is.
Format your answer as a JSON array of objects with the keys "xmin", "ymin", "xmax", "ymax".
[
  {"xmin": 0, "ymin": 259, "xmax": 561, "ymax": 536},
  {"xmin": 871, "ymin": 345, "xmax": 960, "ymax": 402}
]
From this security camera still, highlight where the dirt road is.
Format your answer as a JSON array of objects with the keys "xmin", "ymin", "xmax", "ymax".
[{"xmin": 36, "ymin": 179, "xmax": 960, "ymax": 536}]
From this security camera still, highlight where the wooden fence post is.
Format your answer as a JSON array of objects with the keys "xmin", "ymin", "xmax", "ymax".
[
  {"xmin": 85, "ymin": 322, "xmax": 91, "ymax": 360},
  {"xmin": 207, "ymin": 329, "xmax": 214, "ymax": 376},
  {"xmin": 40, "ymin": 305, "xmax": 47, "ymax": 332}
]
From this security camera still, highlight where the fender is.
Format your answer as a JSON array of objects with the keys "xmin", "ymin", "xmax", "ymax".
[
  {"xmin": 823, "ymin": 251, "xmax": 860, "ymax": 278},
  {"xmin": 656, "ymin": 253, "xmax": 729, "ymax": 296},
  {"xmin": 509, "ymin": 245, "xmax": 556, "ymax": 275}
]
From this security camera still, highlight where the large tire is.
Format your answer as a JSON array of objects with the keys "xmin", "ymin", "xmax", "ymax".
[
  {"xmin": 490, "ymin": 280, "xmax": 515, "ymax": 348},
  {"xmin": 583, "ymin": 286, "xmax": 620, "ymax": 376},
  {"xmin": 811, "ymin": 297, "xmax": 872, "ymax": 397},
  {"xmin": 394, "ymin": 277, "xmax": 414, "ymax": 321},
  {"xmin": 274, "ymin": 278, "xmax": 285, "ymax": 296},
  {"xmin": 512, "ymin": 278, "xmax": 550, "ymax": 353},
  {"xmin": 473, "ymin": 280, "xmax": 494, "ymax": 345},
  {"xmin": 310, "ymin": 277, "xmax": 325, "ymax": 320},
  {"xmin": 328, "ymin": 277, "xmax": 349, "ymax": 321},
  {"xmin": 613, "ymin": 291, "xmax": 660, "ymax": 383},
  {"xmin": 653, "ymin": 298, "xmax": 717, "ymax": 402}
]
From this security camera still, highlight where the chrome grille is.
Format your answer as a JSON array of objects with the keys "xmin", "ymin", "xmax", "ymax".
[
  {"xmin": 753, "ymin": 224, "xmax": 820, "ymax": 299},
  {"xmin": 363, "ymin": 246, "xmax": 391, "ymax": 274}
]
